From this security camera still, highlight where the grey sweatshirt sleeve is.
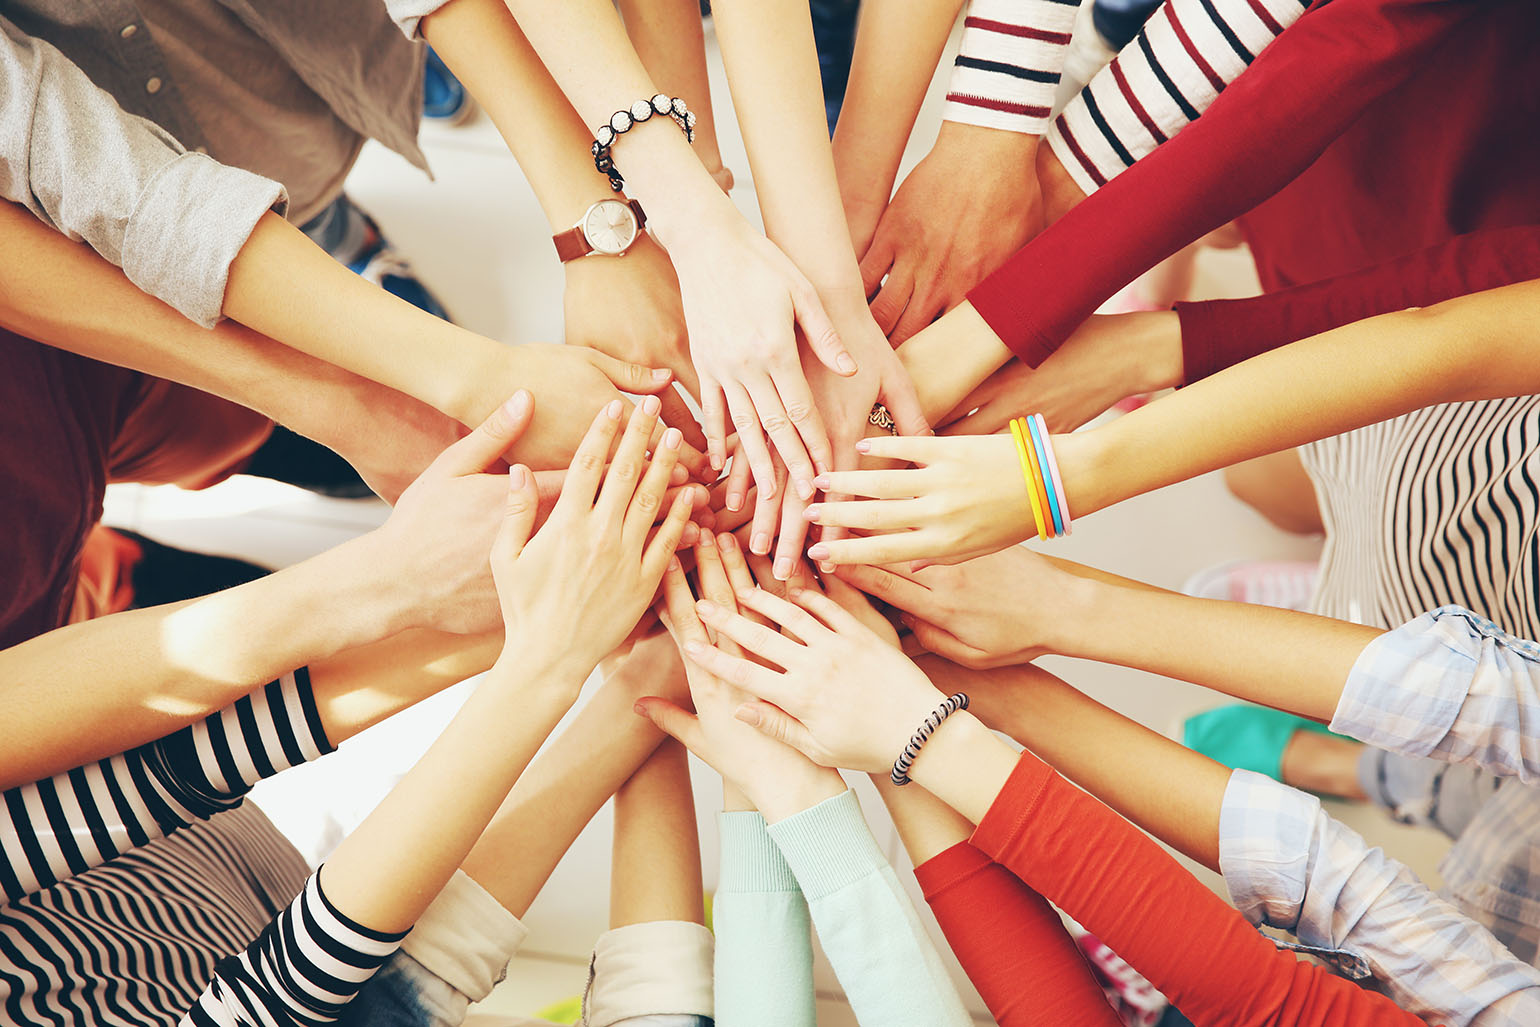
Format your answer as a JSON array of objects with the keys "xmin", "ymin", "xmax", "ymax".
[{"xmin": 0, "ymin": 14, "xmax": 287, "ymax": 327}]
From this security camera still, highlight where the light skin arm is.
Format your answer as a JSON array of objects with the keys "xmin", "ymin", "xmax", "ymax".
[{"xmin": 610, "ymin": 736, "xmax": 706, "ymax": 927}]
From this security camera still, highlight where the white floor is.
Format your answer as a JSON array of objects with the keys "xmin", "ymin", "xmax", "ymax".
[{"xmin": 101, "ymin": 17, "xmax": 1450, "ymax": 1027}]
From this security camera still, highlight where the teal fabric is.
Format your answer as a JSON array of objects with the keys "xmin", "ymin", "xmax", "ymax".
[{"xmin": 1183, "ymin": 703, "xmax": 1339, "ymax": 781}]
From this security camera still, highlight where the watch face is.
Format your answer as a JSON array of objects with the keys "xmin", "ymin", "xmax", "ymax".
[{"xmin": 584, "ymin": 200, "xmax": 638, "ymax": 255}]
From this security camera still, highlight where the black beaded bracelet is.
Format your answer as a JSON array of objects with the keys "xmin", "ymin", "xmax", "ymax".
[
  {"xmin": 891, "ymin": 692, "xmax": 969, "ymax": 786},
  {"xmin": 591, "ymin": 94, "xmax": 697, "ymax": 192}
]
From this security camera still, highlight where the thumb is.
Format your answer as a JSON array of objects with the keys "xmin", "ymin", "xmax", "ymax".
[
  {"xmin": 791, "ymin": 280, "xmax": 858, "ymax": 378},
  {"xmin": 634, "ymin": 696, "xmax": 704, "ymax": 752},
  {"xmin": 492, "ymin": 464, "xmax": 539, "ymax": 563},
  {"xmin": 438, "ymin": 390, "xmax": 535, "ymax": 476},
  {"xmin": 594, "ymin": 352, "xmax": 675, "ymax": 395},
  {"xmin": 735, "ymin": 701, "xmax": 822, "ymax": 764}
]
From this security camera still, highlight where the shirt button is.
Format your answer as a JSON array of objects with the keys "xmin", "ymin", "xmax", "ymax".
[
  {"xmin": 145, "ymin": 76, "xmax": 162, "ymax": 94},
  {"xmin": 120, "ymin": 24, "xmax": 138, "ymax": 39}
]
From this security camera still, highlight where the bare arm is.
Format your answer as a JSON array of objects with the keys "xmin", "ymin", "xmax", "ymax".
[{"xmin": 610, "ymin": 736, "xmax": 705, "ymax": 927}]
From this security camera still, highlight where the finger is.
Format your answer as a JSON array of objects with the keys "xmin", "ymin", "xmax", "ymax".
[
  {"xmin": 812, "ymin": 468, "xmax": 925, "ymax": 500},
  {"xmin": 879, "ymin": 375, "xmax": 932, "ymax": 437},
  {"xmin": 746, "ymin": 459, "xmax": 786, "ymax": 559},
  {"xmin": 680, "ymin": 637, "xmax": 788, "ymax": 701},
  {"xmin": 869, "ymin": 273, "xmax": 913, "ymax": 338},
  {"xmin": 791, "ymin": 279, "xmax": 857, "ymax": 378},
  {"xmin": 624, "ymin": 426, "xmax": 682, "ymax": 550},
  {"xmin": 890, "ymin": 283, "xmax": 942, "ymax": 347},
  {"xmin": 660, "ymin": 555, "xmax": 708, "ymax": 648},
  {"xmin": 490, "ymin": 464, "xmax": 540, "ymax": 564},
  {"xmin": 735, "ymin": 701, "xmax": 822, "ymax": 764},
  {"xmin": 858, "ymin": 233, "xmax": 895, "ymax": 300},
  {"xmin": 692, "ymin": 534, "xmax": 740, "ymax": 657},
  {"xmin": 599, "ymin": 395, "xmax": 664, "ymax": 521},
  {"xmin": 851, "ymin": 434, "xmax": 951, "ymax": 464},
  {"xmin": 591, "ymin": 351, "xmax": 677, "ymax": 397},
  {"xmin": 699, "ymin": 376, "xmax": 728, "ymax": 473},
  {"xmin": 722, "ymin": 435, "xmax": 754, "ymax": 514},
  {"xmin": 642, "ymin": 488, "xmax": 697, "ymax": 583},
  {"xmin": 695, "ymin": 597, "xmax": 804, "ymax": 667},
  {"xmin": 785, "ymin": 585, "xmax": 871, "ymax": 638},
  {"xmin": 436, "ymin": 390, "xmax": 534, "ymax": 476},
  {"xmin": 807, "ymin": 529, "xmax": 937, "ymax": 567},
  {"xmin": 716, "ymin": 533, "xmax": 770, "ymax": 626},
  {"xmin": 763, "ymin": 360, "xmax": 833, "ymax": 482},
  {"xmin": 772, "ymin": 486, "xmax": 810, "ymax": 582},
  {"xmin": 633, "ymin": 697, "xmax": 706, "ymax": 752},
  {"xmin": 832, "ymin": 563, "xmax": 938, "ymax": 617},
  {"xmin": 806, "ymin": 497, "xmax": 926, "ymax": 532},
  {"xmin": 744, "ymin": 377, "xmax": 819, "ymax": 500},
  {"xmin": 909, "ymin": 617, "xmax": 995, "ymax": 669},
  {"xmin": 655, "ymin": 384, "xmax": 710, "ymax": 469},
  {"xmin": 731, "ymin": 587, "xmax": 835, "ymax": 647},
  {"xmin": 819, "ymin": 572, "xmax": 898, "ymax": 641},
  {"xmin": 553, "ymin": 400, "xmax": 624, "ymax": 514},
  {"xmin": 724, "ymin": 381, "xmax": 778, "ymax": 504}
]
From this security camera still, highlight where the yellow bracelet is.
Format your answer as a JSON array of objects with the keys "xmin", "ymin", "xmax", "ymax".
[{"xmin": 1010, "ymin": 417, "xmax": 1048, "ymax": 541}]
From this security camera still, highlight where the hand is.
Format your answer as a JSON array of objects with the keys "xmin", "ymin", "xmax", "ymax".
[
  {"xmin": 684, "ymin": 584, "xmax": 944, "ymax": 775},
  {"xmin": 563, "ymin": 234, "xmax": 701, "ymax": 398},
  {"xmin": 491, "ymin": 396, "xmax": 697, "ymax": 678},
  {"xmin": 939, "ymin": 312, "xmax": 1183, "ymax": 436},
  {"xmin": 669, "ymin": 210, "xmax": 858, "ymax": 506},
  {"xmin": 835, "ymin": 547, "xmax": 1068, "ymax": 669},
  {"xmin": 335, "ymin": 385, "xmax": 466, "ymax": 504},
  {"xmin": 372, "ymin": 391, "xmax": 539, "ymax": 635},
  {"xmin": 861, "ymin": 124, "xmax": 1044, "ymax": 346},
  {"xmin": 637, "ymin": 532, "xmax": 845, "ymax": 821},
  {"xmin": 469, "ymin": 342, "xmax": 709, "ymax": 478},
  {"xmin": 805, "ymin": 433, "xmax": 1034, "ymax": 567}
]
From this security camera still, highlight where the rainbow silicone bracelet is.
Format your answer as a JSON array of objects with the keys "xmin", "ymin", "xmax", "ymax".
[
  {"xmin": 1034, "ymin": 413, "xmax": 1072, "ymax": 536},
  {"xmin": 1025, "ymin": 414, "xmax": 1064, "ymax": 538},
  {"xmin": 1018, "ymin": 416, "xmax": 1054, "ymax": 541},
  {"xmin": 1010, "ymin": 417, "xmax": 1048, "ymax": 541}
]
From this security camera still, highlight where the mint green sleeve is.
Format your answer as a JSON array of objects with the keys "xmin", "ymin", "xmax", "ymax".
[
  {"xmin": 713, "ymin": 811, "xmax": 817, "ymax": 1027},
  {"xmin": 767, "ymin": 790, "xmax": 972, "ymax": 1027}
]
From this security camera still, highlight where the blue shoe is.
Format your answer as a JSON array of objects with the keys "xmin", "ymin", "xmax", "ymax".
[{"xmin": 422, "ymin": 47, "xmax": 474, "ymax": 124}]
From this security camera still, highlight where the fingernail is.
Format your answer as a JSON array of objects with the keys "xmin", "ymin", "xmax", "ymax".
[
  {"xmin": 710, "ymin": 450, "xmax": 724, "ymax": 471},
  {"xmin": 813, "ymin": 474, "xmax": 831, "ymax": 490},
  {"xmin": 795, "ymin": 477, "xmax": 814, "ymax": 500},
  {"xmin": 652, "ymin": 368, "xmax": 672, "ymax": 382},
  {"xmin": 719, "ymin": 532, "xmax": 737, "ymax": 552},
  {"xmin": 774, "ymin": 558, "xmax": 793, "ymax": 580},
  {"xmin": 664, "ymin": 428, "xmax": 682, "ymax": 450},
  {"xmin": 508, "ymin": 465, "xmax": 528, "ymax": 489},
  {"xmin": 727, "ymin": 491, "xmax": 744, "ymax": 512},
  {"xmin": 804, "ymin": 504, "xmax": 821, "ymax": 522},
  {"xmin": 819, "ymin": 560, "xmax": 836, "ymax": 573},
  {"xmin": 504, "ymin": 390, "xmax": 531, "ymax": 419},
  {"xmin": 699, "ymin": 531, "xmax": 715, "ymax": 550},
  {"xmin": 606, "ymin": 399, "xmax": 623, "ymax": 420},
  {"xmin": 641, "ymin": 394, "xmax": 661, "ymax": 416},
  {"xmin": 836, "ymin": 354, "xmax": 858, "ymax": 375},
  {"xmin": 751, "ymin": 532, "xmax": 771, "ymax": 555},
  {"xmin": 807, "ymin": 543, "xmax": 829, "ymax": 560},
  {"xmin": 855, "ymin": 439, "xmax": 871, "ymax": 454}
]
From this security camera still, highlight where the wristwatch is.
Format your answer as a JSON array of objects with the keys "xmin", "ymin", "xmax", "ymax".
[{"xmin": 553, "ymin": 198, "xmax": 647, "ymax": 262}]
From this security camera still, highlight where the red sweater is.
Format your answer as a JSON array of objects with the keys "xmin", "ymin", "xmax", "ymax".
[
  {"xmin": 965, "ymin": 752, "xmax": 1428, "ymax": 1026},
  {"xmin": 1175, "ymin": 224, "xmax": 1540, "ymax": 383},
  {"xmin": 965, "ymin": 0, "xmax": 1506, "ymax": 367}
]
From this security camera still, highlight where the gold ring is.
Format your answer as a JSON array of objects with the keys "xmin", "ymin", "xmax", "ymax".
[{"xmin": 869, "ymin": 402, "xmax": 898, "ymax": 435}]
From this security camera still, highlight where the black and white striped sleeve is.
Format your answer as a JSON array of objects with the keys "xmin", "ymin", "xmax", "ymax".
[
  {"xmin": 1, "ymin": 669, "xmax": 332, "ymax": 902},
  {"xmin": 182, "ymin": 868, "xmax": 407, "ymax": 1027},
  {"xmin": 1048, "ymin": 0, "xmax": 1305, "ymax": 190},
  {"xmin": 944, "ymin": 0, "xmax": 1083, "ymax": 135}
]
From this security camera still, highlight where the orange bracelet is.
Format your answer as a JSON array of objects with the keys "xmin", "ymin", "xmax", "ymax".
[{"xmin": 1011, "ymin": 417, "xmax": 1048, "ymax": 541}]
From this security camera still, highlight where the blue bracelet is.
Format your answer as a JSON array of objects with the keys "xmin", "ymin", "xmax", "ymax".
[{"xmin": 1026, "ymin": 414, "xmax": 1064, "ymax": 537}]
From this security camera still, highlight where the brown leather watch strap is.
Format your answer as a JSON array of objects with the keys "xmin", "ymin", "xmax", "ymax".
[{"xmin": 553, "ymin": 224, "xmax": 590, "ymax": 262}]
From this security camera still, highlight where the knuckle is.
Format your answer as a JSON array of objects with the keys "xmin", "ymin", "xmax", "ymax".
[
  {"xmin": 760, "ymin": 413, "xmax": 790, "ymax": 435},
  {"xmin": 575, "ymin": 451, "xmax": 605, "ymax": 474}
]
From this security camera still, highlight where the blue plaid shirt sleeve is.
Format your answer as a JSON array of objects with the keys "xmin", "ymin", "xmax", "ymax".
[
  {"xmin": 1219, "ymin": 770, "xmax": 1540, "ymax": 1026},
  {"xmin": 1332, "ymin": 606, "xmax": 1540, "ymax": 781}
]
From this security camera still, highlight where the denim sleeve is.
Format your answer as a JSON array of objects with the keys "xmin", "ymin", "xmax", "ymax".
[
  {"xmin": 1332, "ymin": 606, "xmax": 1540, "ymax": 782},
  {"xmin": 767, "ymin": 790, "xmax": 973, "ymax": 1027},
  {"xmin": 1219, "ymin": 770, "xmax": 1540, "ymax": 1027},
  {"xmin": 0, "ymin": 14, "xmax": 286, "ymax": 327}
]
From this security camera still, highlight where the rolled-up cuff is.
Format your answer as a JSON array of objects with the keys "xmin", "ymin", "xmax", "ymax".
[
  {"xmin": 584, "ymin": 920, "xmax": 714, "ymax": 1027},
  {"xmin": 717, "ymin": 810, "xmax": 799, "ymax": 894},
  {"xmin": 399, "ymin": 870, "xmax": 528, "ymax": 1004},
  {"xmin": 1216, "ymin": 769, "xmax": 1317, "ymax": 932},
  {"xmin": 121, "ymin": 152, "xmax": 287, "ymax": 328},
  {"xmin": 383, "ymin": 0, "xmax": 456, "ymax": 39}
]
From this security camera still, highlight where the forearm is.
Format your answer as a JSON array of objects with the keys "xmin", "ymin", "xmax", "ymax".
[
  {"xmin": 1064, "ymin": 280, "xmax": 1540, "ymax": 517},
  {"xmin": 609, "ymin": 737, "xmax": 705, "ymax": 927},
  {"xmin": 899, "ymin": 301, "xmax": 1014, "ymax": 421},
  {"xmin": 618, "ymin": 0, "xmax": 726, "ymax": 179},
  {"xmin": 0, "ymin": 533, "xmax": 406, "ymax": 788}
]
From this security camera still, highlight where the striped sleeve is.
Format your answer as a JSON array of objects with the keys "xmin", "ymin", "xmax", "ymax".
[
  {"xmin": 944, "ymin": 0, "xmax": 1083, "ymax": 134},
  {"xmin": 181, "ymin": 869, "xmax": 407, "ymax": 1027},
  {"xmin": 1048, "ymin": 0, "xmax": 1305, "ymax": 191},
  {"xmin": 0, "ymin": 669, "xmax": 332, "ymax": 903}
]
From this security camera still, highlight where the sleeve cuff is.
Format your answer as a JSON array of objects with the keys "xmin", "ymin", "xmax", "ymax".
[
  {"xmin": 381, "ymin": 0, "xmax": 455, "ymax": 39},
  {"xmin": 586, "ymin": 921, "xmax": 714, "ymax": 1026},
  {"xmin": 765, "ymin": 789, "xmax": 887, "ymax": 901},
  {"xmin": 914, "ymin": 840, "xmax": 993, "ymax": 902},
  {"xmin": 717, "ymin": 810, "xmax": 800, "ymax": 894},
  {"xmin": 400, "ymin": 869, "xmax": 528, "ymax": 1003},
  {"xmin": 1216, "ymin": 770, "xmax": 1318, "ymax": 932},
  {"xmin": 121, "ymin": 152, "xmax": 287, "ymax": 328},
  {"xmin": 969, "ymin": 750, "xmax": 1055, "ymax": 865}
]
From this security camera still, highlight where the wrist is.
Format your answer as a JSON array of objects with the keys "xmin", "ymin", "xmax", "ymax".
[
  {"xmin": 1036, "ymin": 140, "xmax": 1086, "ymax": 226},
  {"xmin": 1127, "ymin": 311, "xmax": 1184, "ymax": 393},
  {"xmin": 487, "ymin": 647, "xmax": 591, "ymax": 703},
  {"xmin": 906, "ymin": 710, "xmax": 1018, "ymax": 825},
  {"xmin": 330, "ymin": 533, "xmax": 424, "ymax": 641},
  {"xmin": 611, "ymin": 130, "xmax": 731, "ymax": 250},
  {"xmin": 753, "ymin": 768, "xmax": 847, "ymax": 825},
  {"xmin": 1051, "ymin": 422, "xmax": 1114, "ymax": 521},
  {"xmin": 901, "ymin": 302, "xmax": 1013, "ymax": 422},
  {"xmin": 936, "ymin": 119, "xmax": 1040, "ymax": 160}
]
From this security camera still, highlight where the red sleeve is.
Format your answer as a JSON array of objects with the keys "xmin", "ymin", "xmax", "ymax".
[
  {"xmin": 965, "ymin": 0, "xmax": 1489, "ymax": 367},
  {"xmin": 970, "ymin": 752, "xmax": 1427, "ymax": 1026},
  {"xmin": 915, "ymin": 841, "xmax": 1121, "ymax": 1027},
  {"xmin": 1176, "ymin": 225, "xmax": 1540, "ymax": 383}
]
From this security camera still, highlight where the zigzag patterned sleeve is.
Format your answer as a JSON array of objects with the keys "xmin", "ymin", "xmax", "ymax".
[
  {"xmin": 1048, "ymin": 0, "xmax": 1305, "ymax": 191},
  {"xmin": 944, "ymin": 0, "xmax": 1083, "ymax": 134},
  {"xmin": 181, "ymin": 869, "xmax": 407, "ymax": 1027},
  {"xmin": 0, "ymin": 669, "xmax": 332, "ymax": 902}
]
